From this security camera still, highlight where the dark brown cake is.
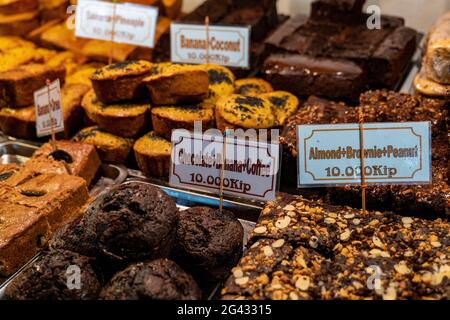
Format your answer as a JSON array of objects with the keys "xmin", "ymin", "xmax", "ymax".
[
  {"xmin": 5, "ymin": 250, "xmax": 101, "ymax": 300},
  {"xmin": 172, "ymin": 207, "xmax": 244, "ymax": 283},
  {"xmin": 100, "ymin": 259, "xmax": 202, "ymax": 300},
  {"xmin": 263, "ymin": 53, "xmax": 367, "ymax": 100}
]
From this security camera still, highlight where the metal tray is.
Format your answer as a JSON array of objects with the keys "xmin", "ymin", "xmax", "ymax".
[
  {"xmin": 0, "ymin": 179, "xmax": 258, "ymax": 300},
  {"xmin": 0, "ymin": 140, "xmax": 128, "ymax": 197},
  {"xmin": 127, "ymin": 169, "xmax": 264, "ymax": 222}
]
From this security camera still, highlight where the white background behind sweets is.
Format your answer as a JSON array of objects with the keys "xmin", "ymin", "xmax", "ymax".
[{"xmin": 182, "ymin": 0, "xmax": 449, "ymax": 33}]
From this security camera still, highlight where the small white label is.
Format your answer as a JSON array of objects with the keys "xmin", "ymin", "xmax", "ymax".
[
  {"xmin": 169, "ymin": 131, "xmax": 279, "ymax": 201},
  {"xmin": 297, "ymin": 122, "xmax": 431, "ymax": 187},
  {"xmin": 34, "ymin": 79, "xmax": 64, "ymax": 138},
  {"xmin": 75, "ymin": 0, "xmax": 158, "ymax": 48},
  {"xmin": 171, "ymin": 22, "xmax": 250, "ymax": 68}
]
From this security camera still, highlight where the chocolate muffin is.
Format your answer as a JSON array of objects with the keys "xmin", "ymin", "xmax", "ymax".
[
  {"xmin": 100, "ymin": 259, "xmax": 201, "ymax": 300},
  {"xmin": 172, "ymin": 207, "xmax": 244, "ymax": 283},
  {"xmin": 49, "ymin": 183, "xmax": 178, "ymax": 271},
  {"xmin": 48, "ymin": 215, "xmax": 97, "ymax": 258},
  {"xmin": 4, "ymin": 250, "xmax": 101, "ymax": 300}
]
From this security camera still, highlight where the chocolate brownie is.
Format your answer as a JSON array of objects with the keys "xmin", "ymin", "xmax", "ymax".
[
  {"xmin": 100, "ymin": 259, "xmax": 201, "ymax": 300},
  {"xmin": 5, "ymin": 250, "xmax": 101, "ymax": 300},
  {"xmin": 261, "ymin": 1, "xmax": 417, "ymax": 100},
  {"xmin": 172, "ymin": 207, "xmax": 244, "ymax": 283},
  {"xmin": 263, "ymin": 53, "xmax": 367, "ymax": 101}
]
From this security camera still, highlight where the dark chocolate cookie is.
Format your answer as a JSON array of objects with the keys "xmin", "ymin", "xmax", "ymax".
[
  {"xmin": 49, "ymin": 183, "xmax": 178, "ymax": 271},
  {"xmin": 100, "ymin": 259, "xmax": 201, "ymax": 300},
  {"xmin": 172, "ymin": 207, "xmax": 244, "ymax": 283},
  {"xmin": 5, "ymin": 250, "xmax": 101, "ymax": 300}
]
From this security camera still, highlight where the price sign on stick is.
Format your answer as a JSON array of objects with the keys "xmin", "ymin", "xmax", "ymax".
[
  {"xmin": 170, "ymin": 22, "xmax": 251, "ymax": 68},
  {"xmin": 75, "ymin": 0, "xmax": 159, "ymax": 48},
  {"xmin": 296, "ymin": 122, "xmax": 432, "ymax": 187},
  {"xmin": 169, "ymin": 130, "xmax": 280, "ymax": 202},
  {"xmin": 34, "ymin": 79, "xmax": 64, "ymax": 141}
]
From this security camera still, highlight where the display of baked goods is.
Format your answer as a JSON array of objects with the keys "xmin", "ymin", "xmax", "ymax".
[
  {"xmin": 73, "ymin": 127, "xmax": 133, "ymax": 164},
  {"xmin": 151, "ymin": 103, "xmax": 215, "ymax": 140},
  {"xmin": 0, "ymin": 63, "xmax": 65, "ymax": 108},
  {"xmin": 0, "ymin": 0, "xmax": 448, "ymax": 302},
  {"xmin": 100, "ymin": 259, "xmax": 201, "ymax": 300},
  {"xmin": 133, "ymin": 131, "xmax": 171, "ymax": 178},
  {"xmin": 143, "ymin": 64, "xmax": 209, "ymax": 105},
  {"xmin": 90, "ymin": 60, "xmax": 153, "ymax": 104},
  {"xmin": 221, "ymin": 194, "xmax": 450, "ymax": 300},
  {"xmin": 81, "ymin": 89, "xmax": 150, "ymax": 138},
  {"xmin": 262, "ymin": 1, "xmax": 417, "ymax": 101}
]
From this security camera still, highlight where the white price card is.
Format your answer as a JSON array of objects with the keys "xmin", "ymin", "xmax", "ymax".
[
  {"xmin": 75, "ymin": 0, "xmax": 158, "ymax": 48},
  {"xmin": 169, "ymin": 130, "xmax": 279, "ymax": 201},
  {"xmin": 170, "ymin": 22, "xmax": 250, "ymax": 68},
  {"xmin": 297, "ymin": 122, "xmax": 432, "ymax": 187},
  {"xmin": 34, "ymin": 79, "xmax": 64, "ymax": 138}
]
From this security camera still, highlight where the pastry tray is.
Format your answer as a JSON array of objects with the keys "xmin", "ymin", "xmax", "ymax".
[{"xmin": 0, "ymin": 179, "xmax": 259, "ymax": 300}]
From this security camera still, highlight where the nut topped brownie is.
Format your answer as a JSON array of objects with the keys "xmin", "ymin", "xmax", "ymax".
[{"xmin": 221, "ymin": 194, "xmax": 450, "ymax": 300}]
